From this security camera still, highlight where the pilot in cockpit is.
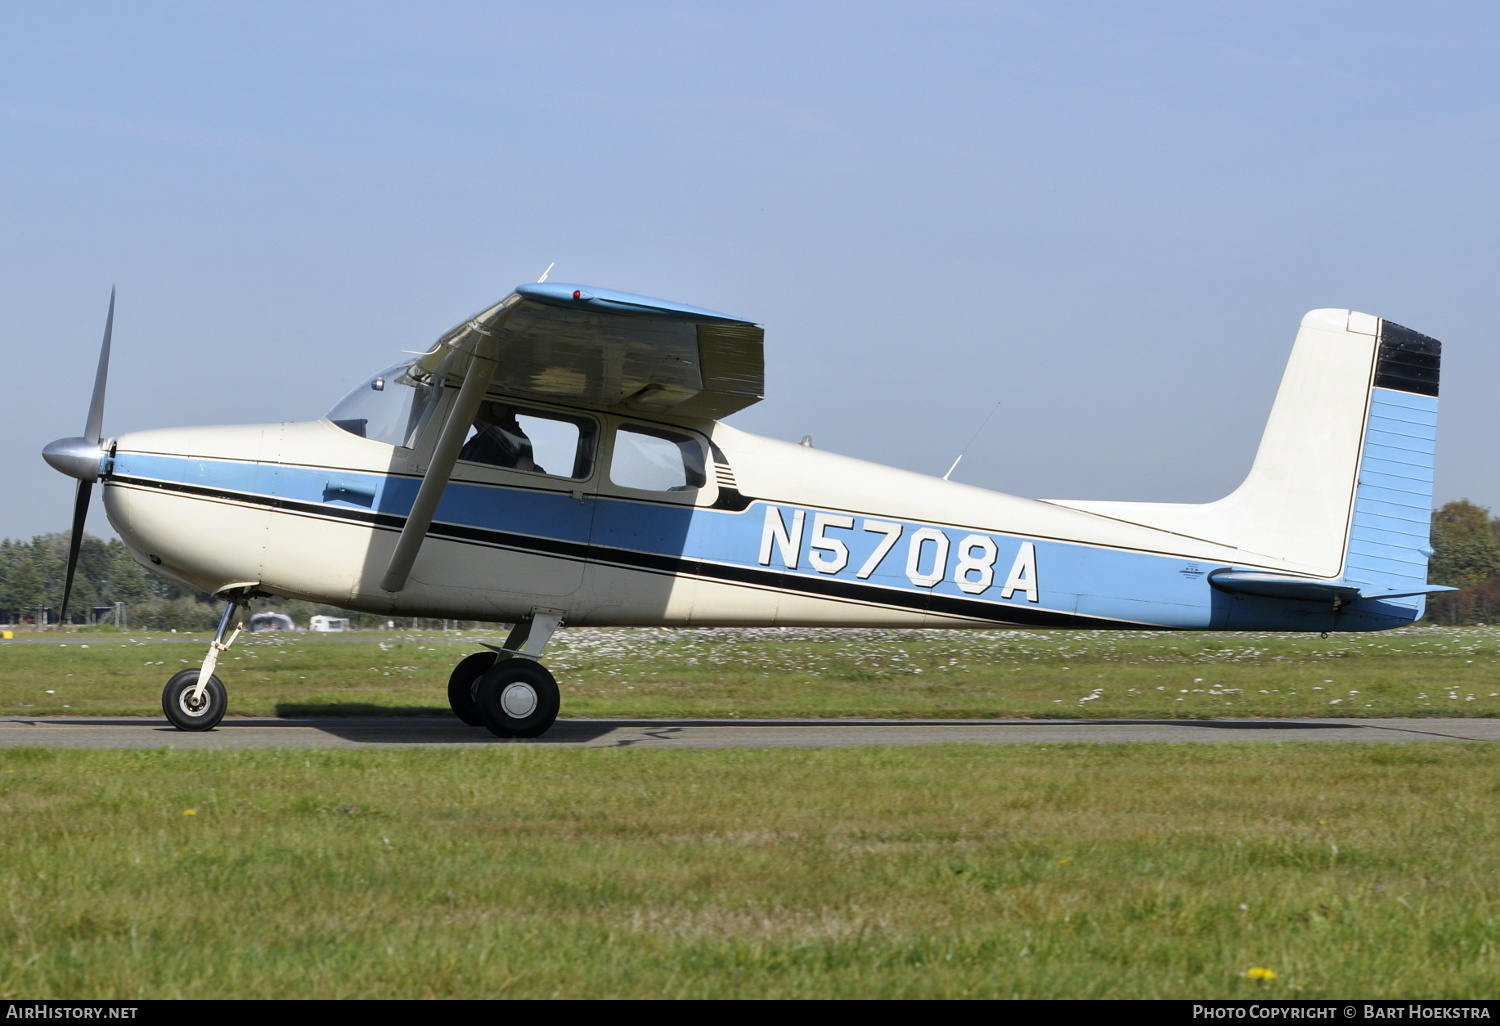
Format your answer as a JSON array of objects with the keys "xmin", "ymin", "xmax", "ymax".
[{"xmin": 458, "ymin": 402, "xmax": 543, "ymax": 473}]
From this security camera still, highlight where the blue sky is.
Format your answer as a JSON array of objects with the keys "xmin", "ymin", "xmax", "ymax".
[{"xmin": 3, "ymin": 1, "xmax": 1497, "ymax": 540}]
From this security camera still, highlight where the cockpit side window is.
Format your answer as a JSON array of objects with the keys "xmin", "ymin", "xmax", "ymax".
[
  {"xmin": 609, "ymin": 424, "xmax": 708, "ymax": 492},
  {"xmin": 327, "ymin": 362, "xmax": 443, "ymax": 448},
  {"xmin": 459, "ymin": 402, "xmax": 596, "ymax": 481}
]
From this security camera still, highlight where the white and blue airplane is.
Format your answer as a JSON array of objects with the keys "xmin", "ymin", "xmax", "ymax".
[{"xmin": 43, "ymin": 284, "xmax": 1450, "ymax": 737}]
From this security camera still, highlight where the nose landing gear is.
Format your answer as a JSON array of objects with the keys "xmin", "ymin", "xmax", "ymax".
[
  {"xmin": 447, "ymin": 608, "xmax": 564, "ymax": 738},
  {"xmin": 163, "ymin": 588, "xmax": 253, "ymax": 732}
]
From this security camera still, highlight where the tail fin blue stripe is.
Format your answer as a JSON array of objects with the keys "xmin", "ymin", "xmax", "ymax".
[{"xmin": 1345, "ymin": 387, "xmax": 1438, "ymax": 608}]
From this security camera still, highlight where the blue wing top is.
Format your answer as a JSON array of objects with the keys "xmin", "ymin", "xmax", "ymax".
[{"xmin": 514, "ymin": 283, "xmax": 755, "ymax": 324}]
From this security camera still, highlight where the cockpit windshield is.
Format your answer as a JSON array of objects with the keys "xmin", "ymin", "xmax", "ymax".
[{"xmin": 326, "ymin": 362, "xmax": 444, "ymax": 448}]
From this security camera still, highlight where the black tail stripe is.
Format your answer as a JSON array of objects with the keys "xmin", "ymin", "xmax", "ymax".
[{"xmin": 1375, "ymin": 320, "xmax": 1441, "ymax": 397}]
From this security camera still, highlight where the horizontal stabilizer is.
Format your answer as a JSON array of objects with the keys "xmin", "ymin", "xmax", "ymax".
[{"xmin": 1208, "ymin": 570, "xmax": 1456, "ymax": 604}]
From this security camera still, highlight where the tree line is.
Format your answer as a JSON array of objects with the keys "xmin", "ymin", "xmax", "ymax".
[
  {"xmin": 1425, "ymin": 500, "xmax": 1500, "ymax": 625},
  {"xmin": 3, "ymin": 502, "xmax": 1500, "ymax": 628},
  {"xmin": 0, "ymin": 535, "xmax": 187, "ymax": 627}
]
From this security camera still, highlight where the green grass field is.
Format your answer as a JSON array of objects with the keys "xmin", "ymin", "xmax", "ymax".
[
  {"xmin": 3, "ymin": 624, "xmax": 1498, "ymax": 720},
  {"xmin": 1, "ymin": 743, "xmax": 1495, "ymax": 998}
]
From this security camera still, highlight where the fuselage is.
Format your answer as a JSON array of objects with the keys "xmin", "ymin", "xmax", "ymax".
[
  {"xmin": 99, "ymin": 394, "xmax": 1424, "ymax": 634},
  {"xmin": 41, "ymin": 289, "xmax": 1443, "ymax": 741}
]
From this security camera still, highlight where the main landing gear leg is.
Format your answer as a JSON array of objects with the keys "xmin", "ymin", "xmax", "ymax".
[
  {"xmin": 448, "ymin": 608, "xmax": 563, "ymax": 738},
  {"xmin": 162, "ymin": 590, "xmax": 251, "ymax": 732}
]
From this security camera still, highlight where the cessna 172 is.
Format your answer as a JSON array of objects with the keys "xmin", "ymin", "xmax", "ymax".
[{"xmin": 43, "ymin": 284, "xmax": 1449, "ymax": 738}]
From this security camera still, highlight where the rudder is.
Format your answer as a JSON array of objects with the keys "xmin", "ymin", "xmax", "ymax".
[{"xmin": 1340, "ymin": 321, "xmax": 1441, "ymax": 618}]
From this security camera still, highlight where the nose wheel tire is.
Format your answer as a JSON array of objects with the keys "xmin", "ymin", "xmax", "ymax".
[
  {"xmin": 474, "ymin": 659, "xmax": 560, "ymax": 738},
  {"xmin": 162, "ymin": 669, "xmax": 227, "ymax": 732},
  {"xmin": 448, "ymin": 651, "xmax": 498, "ymax": 726}
]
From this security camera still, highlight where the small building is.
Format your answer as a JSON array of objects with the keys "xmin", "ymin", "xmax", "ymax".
[{"xmin": 309, "ymin": 615, "xmax": 350, "ymax": 632}]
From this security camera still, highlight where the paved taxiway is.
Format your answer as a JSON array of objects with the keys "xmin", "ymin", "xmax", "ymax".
[{"xmin": 0, "ymin": 716, "xmax": 1495, "ymax": 749}]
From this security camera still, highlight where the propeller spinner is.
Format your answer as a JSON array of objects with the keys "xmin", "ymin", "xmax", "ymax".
[{"xmin": 40, "ymin": 287, "xmax": 115, "ymax": 626}]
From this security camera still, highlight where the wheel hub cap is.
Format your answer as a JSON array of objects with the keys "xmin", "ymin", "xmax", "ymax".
[
  {"xmin": 178, "ymin": 690, "xmax": 210, "ymax": 717},
  {"xmin": 499, "ymin": 682, "xmax": 538, "ymax": 719}
]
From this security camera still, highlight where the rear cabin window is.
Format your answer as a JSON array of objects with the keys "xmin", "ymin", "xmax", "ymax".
[
  {"xmin": 458, "ymin": 402, "xmax": 596, "ymax": 480},
  {"xmin": 609, "ymin": 425, "xmax": 707, "ymax": 492}
]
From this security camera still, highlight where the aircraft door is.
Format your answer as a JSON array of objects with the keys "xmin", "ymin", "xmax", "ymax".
[
  {"xmin": 420, "ymin": 402, "xmax": 599, "ymax": 600},
  {"xmin": 585, "ymin": 422, "xmax": 715, "ymax": 621}
]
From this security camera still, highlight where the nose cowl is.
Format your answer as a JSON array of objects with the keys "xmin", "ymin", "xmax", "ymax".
[{"xmin": 43, "ymin": 436, "xmax": 105, "ymax": 482}]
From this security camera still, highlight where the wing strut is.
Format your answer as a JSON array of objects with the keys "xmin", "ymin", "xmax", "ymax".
[{"xmin": 381, "ymin": 336, "xmax": 500, "ymax": 593}]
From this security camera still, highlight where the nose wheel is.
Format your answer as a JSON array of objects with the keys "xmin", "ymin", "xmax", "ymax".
[{"xmin": 162, "ymin": 669, "xmax": 227, "ymax": 731}]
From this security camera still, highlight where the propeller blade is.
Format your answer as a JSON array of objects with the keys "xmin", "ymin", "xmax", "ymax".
[
  {"xmin": 53, "ymin": 288, "xmax": 114, "ymax": 626},
  {"xmin": 84, "ymin": 287, "xmax": 114, "ymax": 445},
  {"xmin": 59, "ymin": 478, "xmax": 92, "ymax": 625}
]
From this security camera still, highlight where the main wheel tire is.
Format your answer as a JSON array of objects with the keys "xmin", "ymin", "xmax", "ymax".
[
  {"xmin": 447, "ymin": 651, "xmax": 497, "ymax": 726},
  {"xmin": 162, "ymin": 668, "xmax": 227, "ymax": 732},
  {"xmin": 474, "ymin": 659, "xmax": 560, "ymax": 739}
]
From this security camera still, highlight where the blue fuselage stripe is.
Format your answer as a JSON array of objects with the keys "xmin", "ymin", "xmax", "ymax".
[{"xmin": 108, "ymin": 438, "xmax": 1426, "ymax": 633}]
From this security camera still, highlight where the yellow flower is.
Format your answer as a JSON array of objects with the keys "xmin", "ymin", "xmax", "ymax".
[
  {"xmin": 183, "ymin": 809, "xmax": 196, "ymax": 816},
  {"xmin": 1246, "ymin": 967, "xmax": 1276, "ymax": 981},
  {"xmin": 1059, "ymin": 858, "xmax": 1072, "ymax": 865}
]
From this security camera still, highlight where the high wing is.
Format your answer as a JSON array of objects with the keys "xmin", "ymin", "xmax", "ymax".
[
  {"xmin": 383, "ymin": 283, "xmax": 764, "ymax": 592},
  {"xmin": 416, "ymin": 282, "xmax": 764, "ymax": 420}
]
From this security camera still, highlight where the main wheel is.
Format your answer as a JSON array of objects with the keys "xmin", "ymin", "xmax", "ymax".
[
  {"xmin": 447, "ymin": 651, "xmax": 497, "ymax": 726},
  {"xmin": 474, "ymin": 659, "xmax": 560, "ymax": 739},
  {"xmin": 162, "ymin": 668, "xmax": 227, "ymax": 732}
]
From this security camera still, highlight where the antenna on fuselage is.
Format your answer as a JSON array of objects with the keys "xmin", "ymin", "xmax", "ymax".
[
  {"xmin": 942, "ymin": 397, "xmax": 1004, "ymax": 481},
  {"xmin": 537, "ymin": 262, "xmax": 555, "ymax": 283}
]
